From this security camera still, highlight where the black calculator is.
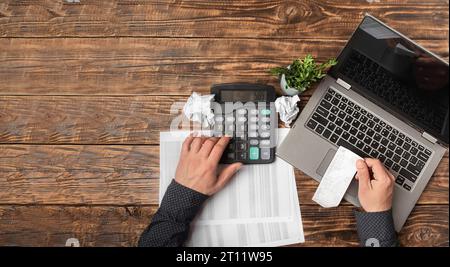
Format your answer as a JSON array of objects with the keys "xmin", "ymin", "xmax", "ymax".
[{"xmin": 211, "ymin": 83, "xmax": 277, "ymax": 164}]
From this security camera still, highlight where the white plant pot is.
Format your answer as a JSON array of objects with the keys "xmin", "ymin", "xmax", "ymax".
[{"xmin": 280, "ymin": 74, "xmax": 303, "ymax": 96}]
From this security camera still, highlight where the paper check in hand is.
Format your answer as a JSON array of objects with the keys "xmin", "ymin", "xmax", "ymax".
[{"xmin": 312, "ymin": 146, "xmax": 362, "ymax": 208}]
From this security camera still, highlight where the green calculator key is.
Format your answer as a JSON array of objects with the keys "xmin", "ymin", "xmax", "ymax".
[
  {"xmin": 249, "ymin": 147, "xmax": 259, "ymax": 160},
  {"xmin": 261, "ymin": 109, "xmax": 271, "ymax": 116}
]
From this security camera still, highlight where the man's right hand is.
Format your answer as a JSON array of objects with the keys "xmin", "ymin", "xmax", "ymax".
[{"xmin": 355, "ymin": 158, "xmax": 395, "ymax": 212}]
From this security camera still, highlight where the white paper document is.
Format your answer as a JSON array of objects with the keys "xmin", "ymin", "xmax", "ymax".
[
  {"xmin": 160, "ymin": 129, "xmax": 304, "ymax": 247},
  {"xmin": 312, "ymin": 146, "xmax": 362, "ymax": 208}
]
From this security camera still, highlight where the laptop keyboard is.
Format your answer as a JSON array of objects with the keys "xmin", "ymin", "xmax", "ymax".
[
  {"xmin": 306, "ymin": 87, "xmax": 433, "ymax": 192},
  {"xmin": 341, "ymin": 49, "xmax": 446, "ymax": 132}
]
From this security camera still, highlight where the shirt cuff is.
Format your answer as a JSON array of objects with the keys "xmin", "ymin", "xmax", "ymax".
[
  {"xmin": 158, "ymin": 180, "xmax": 209, "ymax": 223},
  {"xmin": 354, "ymin": 209, "xmax": 398, "ymax": 247}
]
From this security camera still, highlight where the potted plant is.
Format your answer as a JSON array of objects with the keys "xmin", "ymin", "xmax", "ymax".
[{"xmin": 270, "ymin": 55, "xmax": 337, "ymax": 95}]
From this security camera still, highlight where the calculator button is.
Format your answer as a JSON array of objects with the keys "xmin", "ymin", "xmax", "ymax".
[
  {"xmin": 260, "ymin": 140, "xmax": 270, "ymax": 147},
  {"xmin": 249, "ymin": 139, "xmax": 259, "ymax": 146},
  {"xmin": 236, "ymin": 142, "xmax": 247, "ymax": 151},
  {"xmin": 249, "ymin": 117, "xmax": 258, "ymax": 123},
  {"xmin": 260, "ymin": 132, "xmax": 270, "ymax": 138},
  {"xmin": 261, "ymin": 148, "xmax": 271, "ymax": 160},
  {"xmin": 226, "ymin": 116, "xmax": 235, "ymax": 123},
  {"xmin": 237, "ymin": 152, "xmax": 247, "ymax": 160},
  {"xmin": 227, "ymin": 142, "xmax": 235, "ymax": 150},
  {"xmin": 215, "ymin": 124, "xmax": 224, "ymax": 131},
  {"xmin": 260, "ymin": 109, "xmax": 271, "ymax": 116},
  {"xmin": 226, "ymin": 124, "xmax": 235, "ymax": 132},
  {"xmin": 248, "ymin": 132, "xmax": 258, "ymax": 138},
  {"xmin": 215, "ymin": 116, "xmax": 224, "ymax": 122},
  {"xmin": 249, "ymin": 124, "xmax": 258, "ymax": 131},
  {"xmin": 249, "ymin": 147, "xmax": 259, "ymax": 160},
  {"xmin": 235, "ymin": 132, "xmax": 247, "ymax": 140},
  {"xmin": 260, "ymin": 124, "xmax": 270, "ymax": 131},
  {"xmin": 226, "ymin": 153, "xmax": 235, "ymax": 160},
  {"xmin": 236, "ymin": 124, "xmax": 247, "ymax": 132},
  {"xmin": 261, "ymin": 117, "xmax": 270, "ymax": 123},
  {"xmin": 249, "ymin": 109, "xmax": 258, "ymax": 115},
  {"xmin": 237, "ymin": 117, "xmax": 247, "ymax": 123},
  {"xmin": 237, "ymin": 109, "xmax": 247, "ymax": 115}
]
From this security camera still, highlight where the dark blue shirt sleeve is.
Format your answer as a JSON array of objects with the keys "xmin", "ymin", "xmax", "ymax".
[
  {"xmin": 354, "ymin": 209, "xmax": 399, "ymax": 247},
  {"xmin": 138, "ymin": 180, "xmax": 209, "ymax": 247}
]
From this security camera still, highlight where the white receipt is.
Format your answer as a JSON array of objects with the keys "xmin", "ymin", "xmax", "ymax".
[{"xmin": 312, "ymin": 146, "xmax": 362, "ymax": 208}]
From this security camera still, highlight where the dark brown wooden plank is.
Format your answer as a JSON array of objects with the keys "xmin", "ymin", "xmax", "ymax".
[
  {"xmin": 0, "ymin": 145, "xmax": 447, "ymax": 205},
  {"xmin": 0, "ymin": 38, "xmax": 447, "ymax": 95},
  {"xmin": 0, "ymin": 145, "xmax": 159, "ymax": 205},
  {"xmin": 0, "ymin": 0, "xmax": 448, "ymax": 39},
  {"xmin": 0, "ymin": 95, "xmax": 311, "ymax": 144},
  {"xmin": 0, "ymin": 96, "xmax": 185, "ymax": 144},
  {"xmin": 0, "ymin": 204, "xmax": 446, "ymax": 247}
]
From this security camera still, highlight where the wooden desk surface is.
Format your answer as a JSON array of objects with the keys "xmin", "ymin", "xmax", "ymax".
[{"xmin": 0, "ymin": 0, "xmax": 448, "ymax": 247}]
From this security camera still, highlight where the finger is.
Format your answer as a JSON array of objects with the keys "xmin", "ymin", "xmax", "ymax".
[
  {"xmin": 214, "ymin": 163, "xmax": 243, "ymax": 193},
  {"xmin": 190, "ymin": 136, "xmax": 207, "ymax": 153},
  {"xmin": 199, "ymin": 137, "xmax": 220, "ymax": 157},
  {"xmin": 364, "ymin": 158, "xmax": 390, "ymax": 181},
  {"xmin": 356, "ymin": 159, "xmax": 371, "ymax": 192},
  {"xmin": 181, "ymin": 134, "xmax": 194, "ymax": 154},
  {"xmin": 209, "ymin": 136, "xmax": 231, "ymax": 163}
]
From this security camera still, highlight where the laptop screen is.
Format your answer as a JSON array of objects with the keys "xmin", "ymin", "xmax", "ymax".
[{"xmin": 330, "ymin": 16, "xmax": 449, "ymax": 144}]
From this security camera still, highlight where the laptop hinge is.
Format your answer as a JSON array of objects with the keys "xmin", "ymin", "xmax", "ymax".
[
  {"xmin": 422, "ymin": 132, "xmax": 438, "ymax": 144},
  {"xmin": 336, "ymin": 78, "xmax": 351, "ymax": 90}
]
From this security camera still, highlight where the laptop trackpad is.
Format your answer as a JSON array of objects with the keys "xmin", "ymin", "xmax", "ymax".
[{"xmin": 316, "ymin": 149, "xmax": 337, "ymax": 177}]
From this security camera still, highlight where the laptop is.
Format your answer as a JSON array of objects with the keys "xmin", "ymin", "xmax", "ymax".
[{"xmin": 277, "ymin": 14, "xmax": 449, "ymax": 231}]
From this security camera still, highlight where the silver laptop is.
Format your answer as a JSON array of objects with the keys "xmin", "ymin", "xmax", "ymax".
[{"xmin": 277, "ymin": 14, "xmax": 449, "ymax": 231}]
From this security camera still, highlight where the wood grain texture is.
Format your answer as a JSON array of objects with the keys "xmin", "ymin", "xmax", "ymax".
[
  {"xmin": 0, "ymin": 95, "xmax": 311, "ymax": 144},
  {"xmin": 0, "ymin": 144, "xmax": 447, "ymax": 205},
  {"xmin": 0, "ymin": 38, "xmax": 447, "ymax": 95},
  {"xmin": 0, "ymin": 204, "xmax": 446, "ymax": 247},
  {"xmin": 0, "ymin": 0, "xmax": 448, "ymax": 39}
]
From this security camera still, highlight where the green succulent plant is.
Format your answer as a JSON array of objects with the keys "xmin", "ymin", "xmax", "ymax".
[{"xmin": 270, "ymin": 55, "xmax": 337, "ymax": 93}]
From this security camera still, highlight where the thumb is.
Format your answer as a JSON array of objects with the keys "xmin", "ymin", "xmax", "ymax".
[
  {"xmin": 356, "ymin": 159, "xmax": 371, "ymax": 192},
  {"xmin": 215, "ymin": 163, "xmax": 243, "ymax": 191}
]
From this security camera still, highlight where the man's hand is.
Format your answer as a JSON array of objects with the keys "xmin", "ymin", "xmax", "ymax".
[
  {"xmin": 355, "ymin": 158, "xmax": 395, "ymax": 212},
  {"xmin": 175, "ymin": 135, "xmax": 243, "ymax": 196}
]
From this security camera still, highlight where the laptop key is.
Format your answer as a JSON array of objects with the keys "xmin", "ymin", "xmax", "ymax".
[
  {"xmin": 385, "ymin": 159, "xmax": 394, "ymax": 168},
  {"xmin": 395, "ymin": 176, "xmax": 405, "ymax": 186},
  {"xmin": 407, "ymin": 163, "xmax": 422, "ymax": 176},
  {"xmin": 370, "ymin": 150, "xmax": 379, "ymax": 158},
  {"xmin": 342, "ymin": 132, "xmax": 350, "ymax": 140},
  {"xmin": 417, "ymin": 152, "xmax": 429, "ymax": 162},
  {"xmin": 323, "ymin": 129, "xmax": 332, "ymax": 139},
  {"xmin": 316, "ymin": 106, "xmax": 329, "ymax": 117},
  {"xmin": 356, "ymin": 140, "xmax": 364, "ymax": 149},
  {"xmin": 410, "ymin": 156, "xmax": 418, "ymax": 164},
  {"xmin": 381, "ymin": 138, "xmax": 389, "ymax": 146},
  {"xmin": 400, "ymin": 159, "xmax": 408, "ymax": 168},
  {"xmin": 393, "ymin": 154, "xmax": 401, "ymax": 163},
  {"xmin": 424, "ymin": 149, "xmax": 432, "ymax": 156},
  {"xmin": 363, "ymin": 145, "xmax": 371, "ymax": 154},
  {"xmin": 392, "ymin": 163, "xmax": 401, "ymax": 172},
  {"xmin": 330, "ymin": 134, "xmax": 339, "ymax": 144},
  {"xmin": 312, "ymin": 113, "xmax": 328, "ymax": 126},
  {"xmin": 403, "ymin": 184, "xmax": 412, "ymax": 191},
  {"xmin": 400, "ymin": 168, "xmax": 417, "ymax": 183},
  {"xmin": 395, "ymin": 147, "xmax": 403, "ymax": 155},
  {"xmin": 320, "ymin": 100, "xmax": 332, "ymax": 110},
  {"xmin": 315, "ymin": 125, "xmax": 325, "ymax": 134}
]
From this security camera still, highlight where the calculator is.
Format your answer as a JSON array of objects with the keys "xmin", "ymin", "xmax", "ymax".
[{"xmin": 211, "ymin": 83, "xmax": 277, "ymax": 164}]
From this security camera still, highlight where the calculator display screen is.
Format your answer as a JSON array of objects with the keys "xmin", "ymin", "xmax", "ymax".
[{"xmin": 220, "ymin": 90, "xmax": 267, "ymax": 102}]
